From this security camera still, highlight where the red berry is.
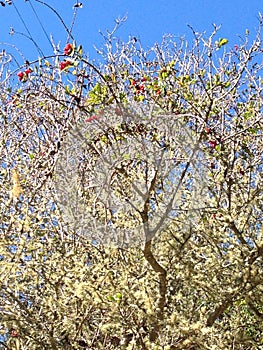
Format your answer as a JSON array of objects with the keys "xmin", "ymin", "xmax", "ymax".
[
  {"xmin": 141, "ymin": 77, "xmax": 147, "ymax": 82},
  {"xmin": 205, "ymin": 127, "xmax": 210, "ymax": 133}
]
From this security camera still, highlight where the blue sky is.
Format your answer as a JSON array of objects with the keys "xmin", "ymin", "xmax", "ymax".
[{"xmin": 0, "ymin": 0, "xmax": 262, "ymax": 64}]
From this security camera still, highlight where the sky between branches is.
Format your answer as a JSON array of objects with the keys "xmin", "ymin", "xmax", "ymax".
[{"xmin": 0, "ymin": 0, "xmax": 262, "ymax": 64}]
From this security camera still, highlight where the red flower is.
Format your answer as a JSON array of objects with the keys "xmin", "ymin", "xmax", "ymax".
[
  {"xmin": 209, "ymin": 140, "xmax": 217, "ymax": 149},
  {"xmin": 17, "ymin": 68, "xmax": 32, "ymax": 81},
  {"xmin": 11, "ymin": 330, "xmax": 19, "ymax": 338},
  {"xmin": 85, "ymin": 115, "xmax": 99, "ymax": 122},
  {"xmin": 17, "ymin": 71, "xmax": 25, "ymax": 81},
  {"xmin": 234, "ymin": 44, "xmax": 239, "ymax": 51},
  {"xmin": 25, "ymin": 68, "xmax": 32, "ymax": 75},
  {"xmin": 139, "ymin": 85, "xmax": 145, "ymax": 92},
  {"xmin": 64, "ymin": 43, "xmax": 73, "ymax": 55},
  {"xmin": 60, "ymin": 60, "xmax": 72, "ymax": 70},
  {"xmin": 115, "ymin": 107, "xmax": 121, "ymax": 116}
]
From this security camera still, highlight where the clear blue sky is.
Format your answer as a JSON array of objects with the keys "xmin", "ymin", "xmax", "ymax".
[{"xmin": 0, "ymin": 0, "xmax": 262, "ymax": 64}]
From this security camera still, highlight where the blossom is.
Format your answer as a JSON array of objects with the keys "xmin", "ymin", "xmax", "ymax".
[
  {"xmin": 11, "ymin": 330, "xmax": 19, "ymax": 338},
  {"xmin": 85, "ymin": 115, "xmax": 99, "ymax": 123},
  {"xmin": 17, "ymin": 71, "xmax": 25, "ymax": 81},
  {"xmin": 64, "ymin": 43, "xmax": 73, "ymax": 56},
  {"xmin": 17, "ymin": 68, "xmax": 32, "ymax": 81},
  {"xmin": 115, "ymin": 107, "xmax": 121, "ymax": 116},
  {"xmin": 136, "ymin": 85, "xmax": 145, "ymax": 94},
  {"xmin": 25, "ymin": 68, "xmax": 32, "ymax": 75},
  {"xmin": 208, "ymin": 140, "xmax": 217, "ymax": 149},
  {"xmin": 60, "ymin": 60, "xmax": 72, "ymax": 71}
]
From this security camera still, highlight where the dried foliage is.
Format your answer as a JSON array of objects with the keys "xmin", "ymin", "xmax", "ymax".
[{"xmin": 0, "ymin": 11, "xmax": 262, "ymax": 350}]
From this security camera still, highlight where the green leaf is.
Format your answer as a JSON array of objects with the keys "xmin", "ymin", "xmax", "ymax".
[
  {"xmin": 115, "ymin": 293, "xmax": 122, "ymax": 300},
  {"xmin": 101, "ymin": 135, "xmax": 108, "ymax": 144},
  {"xmin": 123, "ymin": 154, "xmax": 130, "ymax": 160},
  {"xmin": 94, "ymin": 83, "xmax": 102, "ymax": 94}
]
